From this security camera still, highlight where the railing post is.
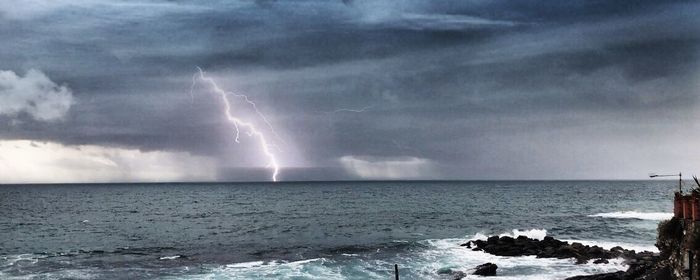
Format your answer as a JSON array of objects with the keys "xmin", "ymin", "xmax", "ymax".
[{"xmin": 395, "ymin": 264, "xmax": 399, "ymax": 280}]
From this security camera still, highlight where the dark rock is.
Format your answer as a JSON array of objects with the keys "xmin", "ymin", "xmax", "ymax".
[
  {"xmin": 465, "ymin": 234, "xmax": 675, "ymax": 279},
  {"xmin": 588, "ymin": 246, "xmax": 605, "ymax": 257},
  {"xmin": 574, "ymin": 256, "xmax": 589, "ymax": 265},
  {"xmin": 610, "ymin": 246, "xmax": 624, "ymax": 252},
  {"xmin": 499, "ymin": 236, "xmax": 515, "ymax": 244},
  {"xmin": 467, "ymin": 234, "xmax": 642, "ymax": 264},
  {"xmin": 624, "ymin": 260, "xmax": 673, "ymax": 280},
  {"xmin": 486, "ymin": 236, "xmax": 499, "ymax": 244},
  {"xmin": 451, "ymin": 271, "xmax": 467, "ymax": 280},
  {"xmin": 466, "ymin": 234, "xmax": 672, "ymax": 279},
  {"xmin": 436, "ymin": 268, "xmax": 467, "ymax": 280},
  {"xmin": 565, "ymin": 271, "xmax": 626, "ymax": 280},
  {"xmin": 473, "ymin": 263, "xmax": 497, "ymax": 276}
]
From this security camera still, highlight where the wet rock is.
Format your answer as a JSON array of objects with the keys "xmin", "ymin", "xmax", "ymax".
[
  {"xmin": 437, "ymin": 267, "xmax": 467, "ymax": 279},
  {"xmin": 473, "ymin": 262, "xmax": 497, "ymax": 276},
  {"xmin": 565, "ymin": 271, "xmax": 626, "ymax": 280},
  {"xmin": 468, "ymin": 235, "xmax": 633, "ymax": 262},
  {"xmin": 451, "ymin": 271, "xmax": 467, "ymax": 280},
  {"xmin": 486, "ymin": 236, "xmax": 499, "ymax": 244},
  {"xmin": 467, "ymin": 235, "xmax": 670, "ymax": 279}
]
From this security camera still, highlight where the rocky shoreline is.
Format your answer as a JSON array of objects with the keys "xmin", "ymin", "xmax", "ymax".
[{"xmin": 437, "ymin": 233, "xmax": 674, "ymax": 279}]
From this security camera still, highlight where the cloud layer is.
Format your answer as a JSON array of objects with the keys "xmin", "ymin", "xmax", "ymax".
[
  {"xmin": 1, "ymin": 1, "xmax": 699, "ymax": 181},
  {"xmin": 0, "ymin": 69, "xmax": 73, "ymax": 122},
  {"xmin": 340, "ymin": 155, "xmax": 434, "ymax": 179},
  {"xmin": 0, "ymin": 140, "xmax": 215, "ymax": 183}
]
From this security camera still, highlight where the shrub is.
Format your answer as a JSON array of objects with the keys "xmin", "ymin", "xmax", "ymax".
[
  {"xmin": 658, "ymin": 217, "xmax": 683, "ymax": 241},
  {"xmin": 657, "ymin": 217, "xmax": 683, "ymax": 257}
]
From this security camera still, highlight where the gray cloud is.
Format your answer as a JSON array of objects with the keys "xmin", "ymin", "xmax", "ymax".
[
  {"xmin": 0, "ymin": 69, "xmax": 73, "ymax": 122},
  {"xmin": 339, "ymin": 155, "xmax": 435, "ymax": 179},
  {"xmin": 1, "ymin": 0, "xmax": 699, "ymax": 181}
]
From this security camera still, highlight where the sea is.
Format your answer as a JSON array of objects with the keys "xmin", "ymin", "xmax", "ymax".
[{"xmin": 0, "ymin": 181, "xmax": 678, "ymax": 279}]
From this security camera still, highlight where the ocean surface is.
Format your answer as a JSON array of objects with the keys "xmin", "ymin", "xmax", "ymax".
[{"xmin": 0, "ymin": 181, "xmax": 678, "ymax": 279}]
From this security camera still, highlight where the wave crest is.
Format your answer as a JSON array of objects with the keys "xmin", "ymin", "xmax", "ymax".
[
  {"xmin": 588, "ymin": 211, "xmax": 672, "ymax": 221},
  {"xmin": 469, "ymin": 229, "xmax": 548, "ymax": 241}
]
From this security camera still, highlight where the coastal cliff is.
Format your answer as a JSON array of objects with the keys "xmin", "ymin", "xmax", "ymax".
[
  {"xmin": 563, "ymin": 191, "xmax": 700, "ymax": 279},
  {"xmin": 563, "ymin": 215, "xmax": 699, "ymax": 280},
  {"xmin": 561, "ymin": 191, "xmax": 700, "ymax": 279},
  {"xmin": 453, "ymin": 192, "xmax": 700, "ymax": 279},
  {"xmin": 656, "ymin": 216, "xmax": 699, "ymax": 279}
]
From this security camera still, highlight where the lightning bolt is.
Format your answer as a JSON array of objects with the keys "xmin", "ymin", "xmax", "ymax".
[
  {"xmin": 191, "ymin": 67, "xmax": 280, "ymax": 182},
  {"xmin": 328, "ymin": 105, "xmax": 374, "ymax": 114},
  {"xmin": 320, "ymin": 105, "xmax": 375, "ymax": 114}
]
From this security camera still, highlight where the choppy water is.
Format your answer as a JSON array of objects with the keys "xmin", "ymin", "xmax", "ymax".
[{"xmin": 0, "ymin": 181, "xmax": 677, "ymax": 279}]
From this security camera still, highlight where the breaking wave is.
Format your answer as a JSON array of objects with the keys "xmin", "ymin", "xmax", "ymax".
[
  {"xmin": 588, "ymin": 211, "xmax": 673, "ymax": 221},
  {"xmin": 173, "ymin": 229, "xmax": 642, "ymax": 279}
]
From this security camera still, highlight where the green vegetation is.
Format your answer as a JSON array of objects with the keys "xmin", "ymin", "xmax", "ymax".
[
  {"xmin": 658, "ymin": 217, "xmax": 683, "ymax": 242},
  {"xmin": 657, "ymin": 217, "xmax": 683, "ymax": 258}
]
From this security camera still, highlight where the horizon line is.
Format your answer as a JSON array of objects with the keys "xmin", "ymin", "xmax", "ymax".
[{"xmin": 0, "ymin": 178, "xmax": 681, "ymax": 186}]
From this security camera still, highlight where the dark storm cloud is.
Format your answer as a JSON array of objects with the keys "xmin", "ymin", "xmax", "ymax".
[{"xmin": 1, "ymin": 0, "xmax": 699, "ymax": 180}]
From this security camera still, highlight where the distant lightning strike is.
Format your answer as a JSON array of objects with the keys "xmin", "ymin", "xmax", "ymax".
[
  {"xmin": 192, "ymin": 67, "xmax": 280, "ymax": 181},
  {"xmin": 328, "ymin": 105, "xmax": 374, "ymax": 114}
]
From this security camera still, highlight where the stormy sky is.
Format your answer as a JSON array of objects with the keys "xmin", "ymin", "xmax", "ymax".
[{"xmin": 1, "ymin": 0, "xmax": 699, "ymax": 183}]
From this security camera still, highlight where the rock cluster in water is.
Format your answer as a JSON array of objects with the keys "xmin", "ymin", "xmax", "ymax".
[
  {"xmin": 461, "ymin": 235, "xmax": 648, "ymax": 264},
  {"xmin": 472, "ymin": 262, "xmax": 497, "ymax": 276},
  {"xmin": 455, "ymin": 235, "xmax": 668, "ymax": 279}
]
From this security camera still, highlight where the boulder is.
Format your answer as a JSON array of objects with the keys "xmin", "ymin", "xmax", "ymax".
[
  {"xmin": 467, "ymin": 235, "xmax": 640, "ymax": 262},
  {"xmin": 451, "ymin": 271, "xmax": 467, "ymax": 280},
  {"xmin": 486, "ymin": 236, "xmax": 499, "ymax": 244},
  {"xmin": 436, "ymin": 267, "xmax": 467, "ymax": 279},
  {"xmin": 565, "ymin": 271, "xmax": 626, "ymax": 280},
  {"xmin": 473, "ymin": 263, "xmax": 497, "ymax": 276},
  {"xmin": 466, "ymin": 234, "xmax": 671, "ymax": 279}
]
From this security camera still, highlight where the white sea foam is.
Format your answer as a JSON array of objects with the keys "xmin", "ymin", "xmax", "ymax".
[
  {"xmin": 0, "ymin": 269, "xmax": 96, "ymax": 280},
  {"xmin": 469, "ymin": 228, "xmax": 548, "ymax": 241},
  {"xmin": 177, "ymin": 229, "xmax": 642, "ymax": 280},
  {"xmin": 411, "ymin": 229, "xmax": 649, "ymax": 279},
  {"xmin": 186, "ymin": 258, "xmax": 341, "ymax": 280},
  {"xmin": 468, "ymin": 228, "xmax": 658, "ymax": 253},
  {"xmin": 225, "ymin": 260, "xmax": 265, "ymax": 268},
  {"xmin": 563, "ymin": 239, "xmax": 658, "ymax": 253},
  {"xmin": 1, "ymin": 254, "xmax": 43, "ymax": 267},
  {"xmin": 588, "ymin": 211, "xmax": 673, "ymax": 221},
  {"xmin": 418, "ymin": 237, "xmax": 629, "ymax": 280},
  {"xmin": 3, "ymin": 228, "xmax": 651, "ymax": 280},
  {"xmin": 500, "ymin": 229, "xmax": 548, "ymax": 240}
]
